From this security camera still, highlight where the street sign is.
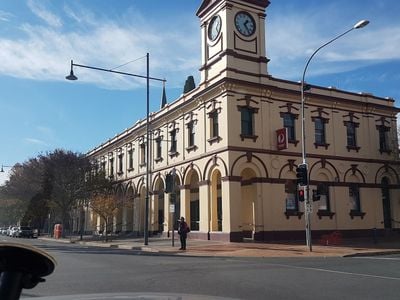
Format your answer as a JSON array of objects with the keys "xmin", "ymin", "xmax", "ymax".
[
  {"xmin": 169, "ymin": 204, "xmax": 175, "ymax": 213},
  {"xmin": 276, "ymin": 128, "xmax": 288, "ymax": 150}
]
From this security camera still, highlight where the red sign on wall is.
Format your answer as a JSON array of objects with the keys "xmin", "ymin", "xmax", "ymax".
[{"xmin": 276, "ymin": 128, "xmax": 288, "ymax": 150}]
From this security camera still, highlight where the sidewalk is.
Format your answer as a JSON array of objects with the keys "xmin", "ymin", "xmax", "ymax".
[{"xmin": 39, "ymin": 235, "xmax": 400, "ymax": 258}]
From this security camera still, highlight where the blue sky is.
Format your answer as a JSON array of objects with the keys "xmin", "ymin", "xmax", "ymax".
[{"xmin": 1, "ymin": 0, "xmax": 400, "ymax": 184}]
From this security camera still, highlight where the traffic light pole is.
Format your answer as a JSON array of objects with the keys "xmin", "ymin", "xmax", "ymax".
[
  {"xmin": 297, "ymin": 163, "xmax": 312, "ymax": 252},
  {"xmin": 301, "ymin": 87, "xmax": 312, "ymax": 251},
  {"xmin": 304, "ymin": 185, "xmax": 312, "ymax": 251}
]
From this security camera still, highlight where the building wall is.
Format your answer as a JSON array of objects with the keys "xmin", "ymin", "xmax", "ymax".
[
  {"xmin": 85, "ymin": 0, "xmax": 400, "ymax": 242},
  {"xmin": 85, "ymin": 77, "xmax": 400, "ymax": 242}
]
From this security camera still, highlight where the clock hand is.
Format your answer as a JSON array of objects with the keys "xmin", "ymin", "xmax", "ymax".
[{"xmin": 244, "ymin": 20, "xmax": 250, "ymax": 33}]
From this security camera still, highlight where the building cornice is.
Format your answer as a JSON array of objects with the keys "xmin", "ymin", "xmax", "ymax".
[{"xmin": 87, "ymin": 73, "xmax": 398, "ymax": 157}]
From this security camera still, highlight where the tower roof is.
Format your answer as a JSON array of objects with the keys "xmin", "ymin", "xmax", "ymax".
[
  {"xmin": 197, "ymin": 0, "xmax": 270, "ymax": 17},
  {"xmin": 160, "ymin": 83, "xmax": 167, "ymax": 109}
]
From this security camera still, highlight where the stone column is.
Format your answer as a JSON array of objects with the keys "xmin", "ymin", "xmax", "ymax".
[
  {"xmin": 222, "ymin": 177, "xmax": 242, "ymax": 242},
  {"xmin": 133, "ymin": 196, "xmax": 141, "ymax": 234},
  {"xmin": 151, "ymin": 192, "xmax": 158, "ymax": 233},
  {"xmin": 122, "ymin": 206, "xmax": 128, "ymax": 232},
  {"xmin": 180, "ymin": 186, "xmax": 191, "ymax": 222},
  {"xmin": 164, "ymin": 192, "xmax": 171, "ymax": 232},
  {"xmin": 254, "ymin": 182, "xmax": 265, "ymax": 240},
  {"xmin": 199, "ymin": 180, "xmax": 210, "ymax": 236}
]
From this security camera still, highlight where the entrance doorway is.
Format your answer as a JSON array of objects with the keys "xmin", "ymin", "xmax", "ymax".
[
  {"xmin": 188, "ymin": 171, "xmax": 200, "ymax": 231},
  {"xmin": 190, "ymin": 200, "xmax": 200, "ymax": 231},
  {"xmin": 158, "ymin": 190, "xmax": 165, "ymax": 233},
  {"xmin": 381, "ymin": 177, "xmax": 392, "ymax": 229}
]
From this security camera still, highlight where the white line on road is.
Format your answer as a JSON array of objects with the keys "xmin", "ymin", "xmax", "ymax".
[
  {"xmin": 354, "ymin": 256, "xmax": 400, "ymax": 261},
  {"xmin": 265, "ymin": 263, "xmax": 400, "ymax": 281}
]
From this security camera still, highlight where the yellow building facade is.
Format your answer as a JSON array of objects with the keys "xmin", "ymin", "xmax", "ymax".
[{"xmin": 86, "ymin": 0, "xmax": 400, "ymax": 242}]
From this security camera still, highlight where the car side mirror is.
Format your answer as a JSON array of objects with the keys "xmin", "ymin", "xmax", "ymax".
[{"xmin": 0, "ymin": 243, "xmax": 56, "ymax": 300}]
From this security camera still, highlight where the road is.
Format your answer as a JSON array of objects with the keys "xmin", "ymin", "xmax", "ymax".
[{"xmin": 1, "ymin": 236, "xmax": 400, "ymax": 300}]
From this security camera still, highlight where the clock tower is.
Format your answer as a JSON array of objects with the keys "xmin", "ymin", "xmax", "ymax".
[{"xmin": 196, "ymin": 0, "xmax": 270, "ymax": 85}]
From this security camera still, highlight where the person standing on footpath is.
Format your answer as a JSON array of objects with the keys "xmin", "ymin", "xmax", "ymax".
[{"xmin": 178, "ymin": 216, "xmax": 190, "ymax": 250}]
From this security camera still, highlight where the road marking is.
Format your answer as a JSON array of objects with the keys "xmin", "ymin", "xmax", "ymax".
[
  {"xmin": 265, "ymin": 263, "xmax": 400, "ymax": 281},
  {"xmin": 354, "ymin": 256, "xmax": 400, "ymax": 261}
]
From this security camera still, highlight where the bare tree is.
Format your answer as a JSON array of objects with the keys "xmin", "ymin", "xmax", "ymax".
[{"xmin": 89, "ymin": 193, "xmax": 123, "ymax": 242}]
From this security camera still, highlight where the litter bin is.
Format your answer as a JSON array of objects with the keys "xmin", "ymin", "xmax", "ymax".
[{"xmin": 54, "ymin": 224, "xmax": 63, "ymax": 239}]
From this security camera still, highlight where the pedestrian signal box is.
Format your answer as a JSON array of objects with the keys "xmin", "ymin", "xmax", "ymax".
[{"xmin": 296, "ymin": 164, "xmax": 308, "ymax": 186}]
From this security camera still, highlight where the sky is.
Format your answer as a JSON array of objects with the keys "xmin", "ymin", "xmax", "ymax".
[{"xmin": 1, "ymin": 0, "xmax": 400, "ymax": 184}]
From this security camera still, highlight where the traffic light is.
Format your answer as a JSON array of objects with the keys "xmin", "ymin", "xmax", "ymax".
[
  {"xmin": 296, "ymin": 164, "xmax": 308, "ymax": 186},
  {"xmin": 298, "ymin": 189, "xmax": 305, "ymax": 202},
  {"xmin": 312, "ymin": 189, "xmax": 321, "ymax": 201},
  {"xmin": 303, "ymin": 84, "xmax": 312, "ymax": 91}
]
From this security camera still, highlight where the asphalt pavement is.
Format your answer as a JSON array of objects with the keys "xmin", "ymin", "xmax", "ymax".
[
  {"xmin": 21, "ymin": 238, "xmax": 400, "ymax": 299},
  {"xmin": 2, "ymin": 236, "xmax": 400, "ymax": 299}
]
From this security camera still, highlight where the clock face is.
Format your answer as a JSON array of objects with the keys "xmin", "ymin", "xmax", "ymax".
[
  {"xmin": 235, "ymin": 11, "xmax": 256, "ymax": 37},
  {"xmin": 208, "ymin": 15, "xmax": 222, "ymax": 41}
]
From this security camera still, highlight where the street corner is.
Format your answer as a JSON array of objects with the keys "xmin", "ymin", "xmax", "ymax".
[{"xmin": 38, "ymin": 236, "xmax": 76, "ymax": 244}]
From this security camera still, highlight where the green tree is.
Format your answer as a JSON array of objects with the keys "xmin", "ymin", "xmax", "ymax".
[
  {"xmin": 0, "ymin": 160, "xmax": 48, "ymax": 227},
  {"xmin": 0, "ymin": 149, "xmax": 112, "ymax": 234},
  {"xmin": 42, "ymin": 149, "xmax": 109, "ymax": 235}
]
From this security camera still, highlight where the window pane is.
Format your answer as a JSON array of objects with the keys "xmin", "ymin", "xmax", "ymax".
[
  {"xmin": 140, "ymin": 144, "xmax": 146, "ymax": 164},
  {"xmin": 286, "ymin": 193, "xmax": 297, "ymax": 210},
  {"xmin": 170, "ymin": 130, "xmax": 177, "ymax": 152},
  {"xmin": 319, "ymin": 195, "xmax": 328, "ymax": 210},
  {"xmin": 285, "ymin": 180, "xmax": 298, "ymax": 211},
  {"xmin": 241, "ymin": 108, "xmax": 253, "ymax": 135},
  {"xmin": 315, "ymin": 118, "xmax": 325, "ymax": 144},
  {"xmin": 379, "ymin": 127, "xmax": 389, "ymax": 151},
  {"xmin": 213, "ymin": 116, "xmax": 219, "ymax": 137},
  {"xmin": 318, "ymin": 184, "xmax": 329, "ymax": 211},
  {"xmin": 128, "ymin": 150, "xmax": 133, "ymax": 169},
  {"xmin": 156, "ymin": 139, "xmax": 162, "ymax": 158},
  {"xmin": 283, "ymin": 113, "xmax": 295, "ymax": 141},
  {"xmin": 347, "ymin": 123, "xmax": 356, "ymax": 147},
  {"xmin": 109, "ymin": 158, "xmax": 114, "ymax": 176},
  {"xmin": 118, "ymin": 155, "xmax": 123, "ymax": 172},
  {"xmin": 188, "ymin": 123, "xmax": 195, "ymax": 146},
  {"xmin": 349, "ymin": 185, "xmax": 361, "ymax": 211},
  {"xmin": 210, "ymin": 111, "xmax": 219, "ymax": 137}
]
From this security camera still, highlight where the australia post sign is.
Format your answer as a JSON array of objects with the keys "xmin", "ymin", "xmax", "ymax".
[{"xmin": 276, "ymin": 128, "xmax": 288, "ymax": 150}]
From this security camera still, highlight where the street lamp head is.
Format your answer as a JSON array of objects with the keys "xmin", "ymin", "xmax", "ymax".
[
  {"xmin": 65, "ymin": 70, "xmax": 78, "ymax": 81},
  {"xmin": 353, "ymin": 20, "xmax": 369, "ymax": 29},
  {"xmin": 65, "ymin": 60, "xmax": 78, "ymax": 81}
]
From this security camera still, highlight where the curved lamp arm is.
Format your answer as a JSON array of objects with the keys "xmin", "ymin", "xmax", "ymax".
[{"xmin": 300, "ymin": 19, "xmax": 369, "ymax": 163}]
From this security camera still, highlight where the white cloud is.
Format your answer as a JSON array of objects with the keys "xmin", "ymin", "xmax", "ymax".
[
  {"xmin": 24, "ymin": 137, "xmax": 48, "ymax": 146},
  {"xmin": 36, "ymin": 125, "xmax": 53, "ymax": 136},
  {"xmin": 267, "ymin": 7, "xmax": 400, "ymax": 79},
  {"xmin": 3, "ymin": 1, "xmax": 398, "ymax": 91},
  {"xmin": 0, "ymin": 10, "xmax": 13, "ymax": 22},
  {"xmin": 0, "ymin": 5, "xmax": 199, "ymax": 90},
  {"xmin": 27, "ymin": 0, "xmax": 62, "ymax": 28},
  {"xmin": 63, "ymin": 3, "xmax": 97, "ymax": 26}
]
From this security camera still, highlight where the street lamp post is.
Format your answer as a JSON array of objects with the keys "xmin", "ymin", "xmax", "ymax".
[
  {"xmin": 66, "ymin": 53, "xmax": 166, "ymax": 246},
  {"xmin": 300, "ymin": 20, "xmax": 369, "ymax": 252},
  {"xmin": 0, "ymin": 165, "xmax": 13, "ymax": 173}
]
